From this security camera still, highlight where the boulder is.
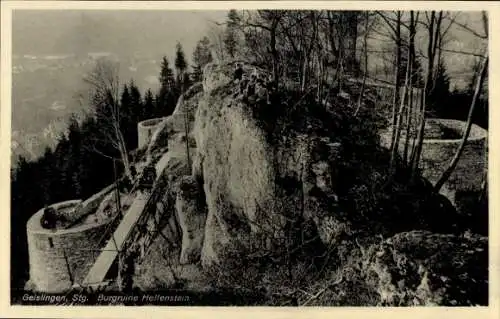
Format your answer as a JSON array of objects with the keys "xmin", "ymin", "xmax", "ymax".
[{"xmin": 359, "ymin": 230, "xmax": 488, "ymax": 306}]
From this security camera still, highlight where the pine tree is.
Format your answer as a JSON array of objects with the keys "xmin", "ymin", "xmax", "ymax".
[
  {"xmin": 52, "ymin": 134, "xmax": 71, "ymax": 201},
  {"xmin": 84, "ymin": 59, "xmax": 132, "ymax": 179},
  {"xmin": 120, "ymin": 84, "xmax": 131, "ymax": 111},
  {"xmin": 126, "ymin": 81, "xmax": 143, "ymax": 149},
  {"xmin": 468, "ymin": 57, "xmax": 486, "ymax": 95},
  {"xmin": 11, "ymin": 154, "xmax": 40, "ymax": 289},
  {"xmin": 158, "ymin": 56, "xmax": 177, "ymax": 116},
  {"xmin": 224, "ymin": 9, "xmax": 240, "ymax": 59},
  {"xmin": 154, "ymin": 92, "xmax": 162, "ymax": 117},
  {"xmin": 67, "ymin": 115, "xmax": 83, "ymax": 197},
  {"xmin": 39, "ymin": 146, "xmax": 56, "ymax": 205},
  {"xmin": 129, "ymin": 80, "xmax": 143, "ymax": 111},
  {"xmin": 192, "ymin": 36, "xmax": 213, "ymax": 82},
  {"xmin": 144, "ymin": 89, "xmax": 155, "ymax": 119},
  {"xmin": 175, "ymin": 42, "xmax": 192, "ymax": 172},
  {"xmin": 159, "ymin": 56, "xmax": 176, "ymax": 91},
  {"xmin": 80, "ymin": 116, "xmax": 115, "ymax": 197},
  {"xmin": 428, "ymin": 61, "xmax": 450, "ymax": 116},
  {"xmin": 175, "ymin": 42, "xmax": 188, "ymax": 91}
]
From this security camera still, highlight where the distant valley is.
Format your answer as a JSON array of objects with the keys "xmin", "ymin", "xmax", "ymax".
[
  {"xmin": 11, "ymin": 10, "xmax": 226, "ymax": 165},
  {"xmin": 11, "ymin": 53, "xmax": 163, "ymax": 163}
]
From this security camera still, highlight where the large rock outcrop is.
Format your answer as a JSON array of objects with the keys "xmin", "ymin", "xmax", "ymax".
[
  {"xmin": 135, "ymin": 62, "xmax": 486, "ymax": 306},
  {"xmin": 189, "ymin": 62, "xmax": 461, "ymax": 267},
  {"xmin": 193, "ymin": 91, "xmax": 276, "ymax": 265},
  {"xmin": 143, "ymin": 64, "xmax": 474, "ymax": 282}
]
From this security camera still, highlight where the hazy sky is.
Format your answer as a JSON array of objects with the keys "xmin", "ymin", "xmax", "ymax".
[
  {"xmin": 12, "ymin": 9, "xmax": 486, "ymax": 88},
  {"xmin": 13, "ymin": 10, "xmax": 228, "ymax": 61}
]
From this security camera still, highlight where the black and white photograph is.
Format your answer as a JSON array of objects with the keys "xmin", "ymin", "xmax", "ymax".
[{"xmin": 2, "ymin": 1, "xmax": 494, "ymax": 311}]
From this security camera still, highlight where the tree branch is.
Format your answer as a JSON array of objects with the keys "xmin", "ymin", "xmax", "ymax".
[
  {"xmin": 445, "ymin": 16, "xmax": 488, "ymax": 39},
  {"xmin": 434, "ymin": 54, "xmax": 488, "ymax": 192},
  {"xmin": 375, "ymin": 11, "xmax": 399, "ymax": 35}
]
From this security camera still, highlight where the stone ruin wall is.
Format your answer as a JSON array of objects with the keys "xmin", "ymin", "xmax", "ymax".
[
  {"xmin": 418, "ymin": 119, "xmax": 487, "ymax": 192},
  {"xmin": 26, "ymin": 200, "xmax": 112, "ymax": 292},
  {"xmin": 381, "ymin": 118, "xmax": 487, "ymax": 206},
  {"xmin": 138, "ymin": 118, "xmax": 165, "ymax": 150},
  {"xmin": 25, "ymin": 185, "xmax": 119, "ymax": 292}
]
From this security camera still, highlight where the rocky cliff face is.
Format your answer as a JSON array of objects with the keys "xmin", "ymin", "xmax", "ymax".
[
  {"xmin": 139, "ymin": 62, "xmax": 487, "ymax": 305},
  {"xmin": 175, "ymin": 176, "xmax": 207, "ymax": 264},
  {"xmin": 191, "ymin": 63, "xmax": 364, "ymax": 266},
  {"xmin": 190, "ymin": 63, "xmax": 463, "ymax": 266},
  {"xmin": 193, "ymin": 67, "xmax": 279, "ymax": 266}
]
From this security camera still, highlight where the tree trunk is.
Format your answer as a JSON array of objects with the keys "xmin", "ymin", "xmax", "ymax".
[
  {"xmin": 336, "ymin": 44, "xmax": 344, "ymax": 91},
  {"xmin": 301, "ymin": 55, "xmax": 308, "ymax": 92},
  {"xmin": 345, "ymin": 11, "xmax": 358, "ymax": 75},
  {"xmin": 403, "ymin": 11, "xmax": 417, "ymax": 164},
  {"xmin": 390, "ymin": 43, "xmax": 412, "ymax": 170},
  {"xmin": 434, "ymin": 55, "xmax": 488, "ymax": 192},
  {"xmin": 431, "ymin": 12, "xmax": 443, "ymax": 92},
  {"xmin": 335, "ymin": 13, "xmax": 345, "ymax": 91},
  {"xmin": 114, "ymin": 122, "xmax": 131, "ymax": 179},
  {"xmin": 410, "ymin": 11, "xmax": 437, "ymax": 180},
  {"xmin": 355, "ymin": 12, "xmax": 370, "ymax": 116},
  {"xmin": 271, "ymin": 18, "xmax": 279, "ymax": 86},
  {"xmin": 403, "ymin": 79, "xmax": 414, "ymax": 164},
  {"xmin": 410, "ymin": 81, "xmax": 428, "ymax": 180},
  {"xmin": 389, "ymin": 12, "xmax": 402, "ymax": 152},
  {"xmin": 327, "ymin": 11, "xmax": 338, "ymax": 60},
  {"xmin": 425, "ymin": 11, "xmax": 436, "ymax": 97},
  {"xmin": 316, "ymin": 54, "xmax": 322, "ymax": 101}
]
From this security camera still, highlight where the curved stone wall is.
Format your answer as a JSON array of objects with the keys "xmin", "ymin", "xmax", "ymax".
[
  {"xmin": 26, "ymin": 200, "xmax": 112, "ymax": 292},
  {"xmin": 418, "ymin": 119, "xmax": 487, "ymax": 192},
  {"xmin": 138, "ymin": 118, "xmax": 165, "ymax": 149},
  {"xmin": 380, "ymin": 119, "xmax": 487, "ymax": 200}
]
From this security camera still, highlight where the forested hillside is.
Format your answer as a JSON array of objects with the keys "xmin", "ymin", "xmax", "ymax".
[{"xmin": 10, "ymin": 38, "xmax": 213, "ymax": 289}]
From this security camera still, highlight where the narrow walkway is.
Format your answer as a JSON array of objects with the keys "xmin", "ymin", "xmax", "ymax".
[
  {"xmin": 81, "ymin": 153, "xmax": 171, "ymax": 287},
  {"xmin": 82, "ymin": 194, "xmax": 148, "ymax": 286}
]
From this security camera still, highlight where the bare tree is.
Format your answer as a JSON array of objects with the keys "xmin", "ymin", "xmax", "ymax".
[
  {"xmin": 390, "ymin": 34, "xmax": 412, "ymax": 170},
  {"xmin": 355, "ymin": 12, "xmax": 375, "ymax": 115},
  {"xmin": 84, "ymin": 59, "xmax": 132, "ymax": 178},
  {"xmin": 410, "ymin": 11, "xmax": 487, "ymax": 180},
  {"xmin": 434, "ymin": 55, "xmax": 488, "ymax": 192},
  {"xmin": 326, "ymin": 11, "xmax": 359, "ymax": 90},
  {"xmin": 278, "ymin": 11, "xmax": 322, "ymax": 91},
  {"xmin": 376, "ymin": 11, "xmax": 404, "ymax": 152},
  {"xmin": 410, "ymin": 11, "xmax": 444, "ymax": 179},
  {"xmin": 257, "ymin": 10, "xmax": 283, "ymax": 85},
  {"xmin": 402, "ymin": 11, "xmax": 419, "ymax": 164},
  {"xmin": 434, "ymin": 12, "xmax": 488, "ymax": 192}
]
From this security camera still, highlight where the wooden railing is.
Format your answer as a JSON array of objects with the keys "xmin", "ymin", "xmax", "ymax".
[
  {"xmin": 122, "ymin": 172, "xmax": 177, "ymax": 258},
  {"xmin": 65, "ymin": 169, "xmax": 178, "ymax": 295}
]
